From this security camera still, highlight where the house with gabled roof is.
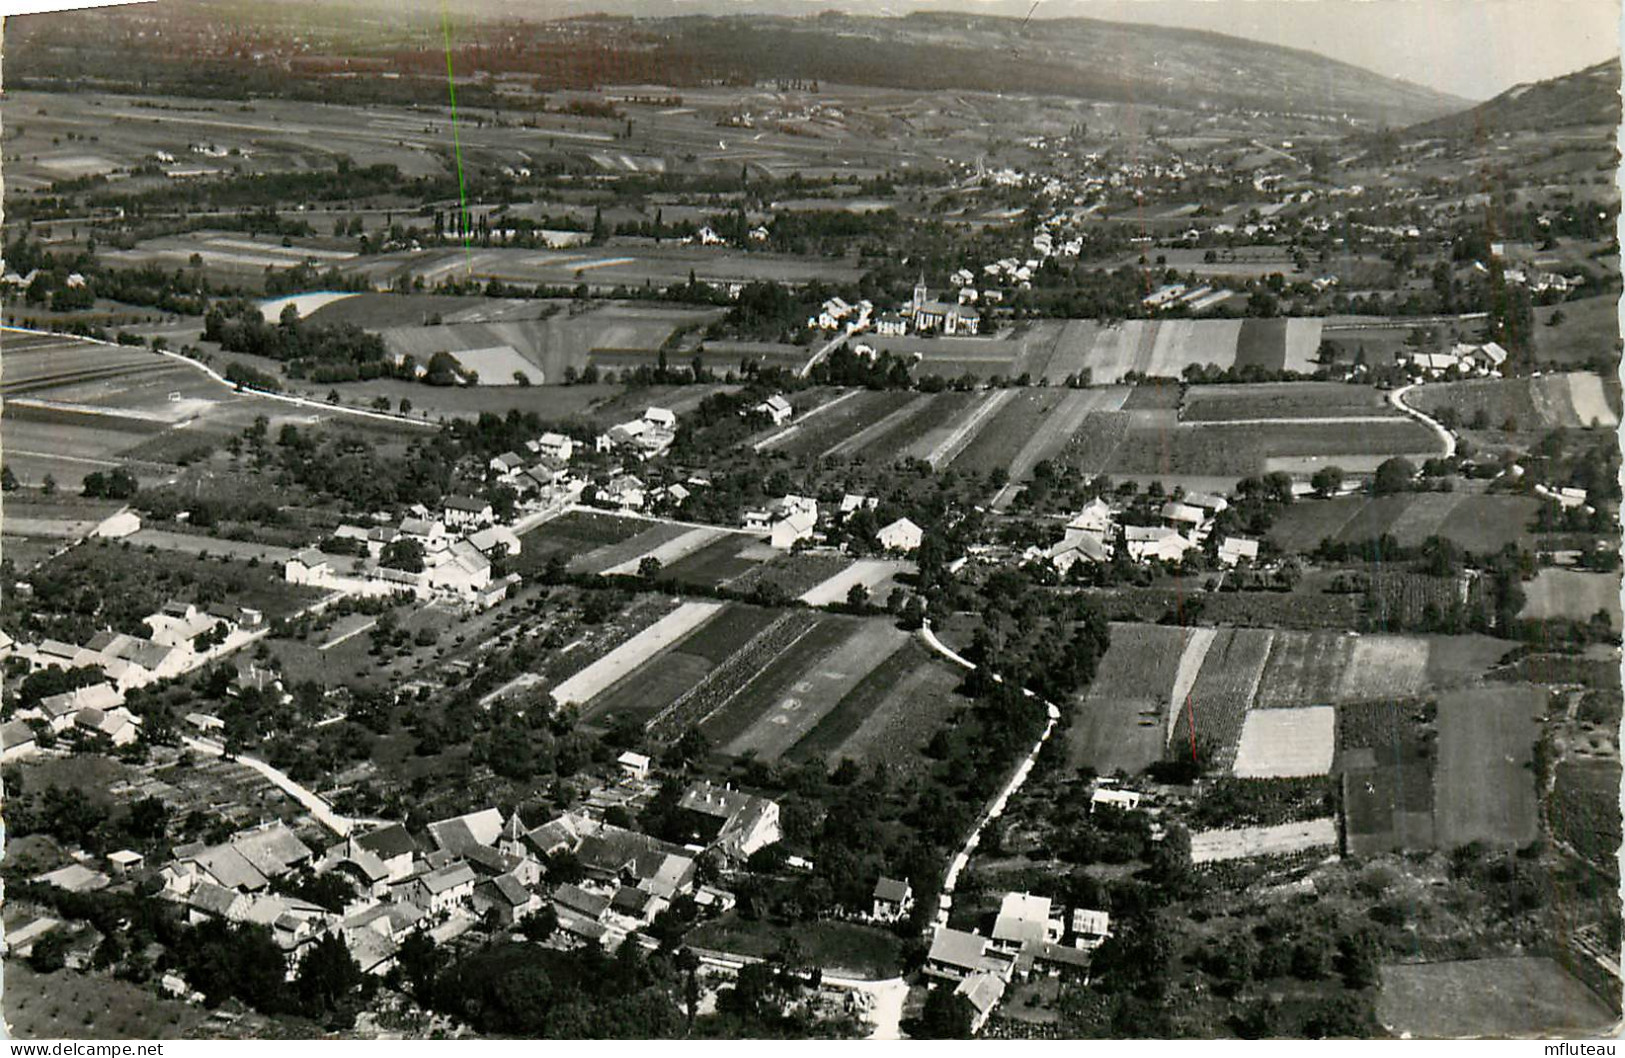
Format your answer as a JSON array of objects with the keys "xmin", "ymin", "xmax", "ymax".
[
  {"xmin": 676, "ymin": 780, "xmax": 781, "ymax": 860},
  {"xmin": 871, "ymin": 877, "xmax": 914, "ymax": 923},
  {"xmin": 401, "ymin": 861, "xmax": 478, "ymax": 914},
  {"xmin": 427, "ymin": 808, "xmax": 506, "ymax": 856},
  {"xmin": 473, "ymin": 872, "xmax": 541, "ymax": 926}
]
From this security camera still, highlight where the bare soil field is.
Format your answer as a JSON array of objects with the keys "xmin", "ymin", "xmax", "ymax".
[
  {"xmin": 541, "ymin": 601, "xmax": 726, "ymax": 707},
  {"xmin": 1231, "ymin": 706, "xmax": 1336, "ymax": 778},
  {"xmin": 1188, "ymin": 817, "xmax": 1338, "ymax": 864}
]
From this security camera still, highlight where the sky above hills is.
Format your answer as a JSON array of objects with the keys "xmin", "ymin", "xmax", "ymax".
[{"xmin": 450, "ymin": 0, "xmax": 1620, "ymax": 101}]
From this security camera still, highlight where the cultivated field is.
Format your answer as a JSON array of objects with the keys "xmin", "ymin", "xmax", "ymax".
[
  {"xmin": 0, "ymin": 329, "xmax": 319, "ymax": 488},
  {"xmin": 1253, "ymin": 632, "xmax": 1507, "ymax": 707},
  {"xmin": 1231, "ymin": 706, "xmax": 1336, "ymax": 778},
  {"xmin": 693, "ymin": 614, "xmax": 861, "ymax": 748},
  {"xmin": 660, "ymin": 534, "xmax": 775, "ymax": 588},
  {"xmin": 1410, "ymin": 371, "xmax": 1622, "ymax": 432},
  {"xmin": 954, "ymin": 386, "xmax": 1132, "ymax": 487},
  {"xmin": 1266, "ymin": 491, "xmax": 1541, "ymax": 553},
  {"xmin": 1188, "ymin": 817, "xmax": 1338, "ymax": 864},
  {"xmin": 789, "ymin": 642, "xmax": 964, "ymax": 776},
  {"xmin": 798, "ymin": 558, "xmax": 909, "ymax": 607},
  {"xmin": 549, "ymin": 601, "xmax": 725, "ymax": 706},
  {"xmin": 1166, "ymin": 627, "xmax": 1275, "ymax": 767},
  {"xmin": 1518, "ymin": 568, "xmax": 1623, "ymax": 626},
  {"xmin": 514, "ymin": 509, "xmax": 651, "ymax": 572},
  {"xmin": 1077, "ymin": 317, "xmax": 1321, "ymax": 382},
  {"xmin": 1377, "ymin": 958, "xmax": 1616, "ymax": 1038},
  {"xmin": 1433, "ymin": 684, "xmax": 1546, "ymax": 846},
  {"xmin": 600, "ymin": 526, "xmax": 731, "ymax": 576},
  {"xmin": 581, "ymin": 602, "xmax": 773, "ymax": 728},
  {"xmin": 1180, "ymin": 381, "xmax": 1404, "ymax": 421},
  {"xmin": 719, "ymin": 621, "xmax": 911, "ymax": 760},
  {"xmin": 1068, "ymin": 623, "xmax": 1197, "ymax": 775}
]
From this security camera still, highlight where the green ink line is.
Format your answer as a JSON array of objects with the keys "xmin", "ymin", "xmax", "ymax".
[{"xmin": 441, "ymin": 0, "xmax": 473, "ymax": 274}]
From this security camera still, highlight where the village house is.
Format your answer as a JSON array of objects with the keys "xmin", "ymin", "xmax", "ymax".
[
  {"xmin": 871, "ymin": 877, "xmax": 914, "ymax": 923},
  {"xmin": 955, "ymin": 972, "xmax": 1007, "ymax": 1034},
  {"xmin": 1125, "ymin": 525, "xmax": 1194, "ymax": 564},
  {"xmin": 596, "ymin": 474, "xmax": 646, "ymax": 512},
  {"xmin": 1218, "ymin": 537, "xmax": 1261, "ymax": 567},
  {"xmin": 73, "ymin": 706, "xmax": 140, "ymax": 746},
  {"xmin": 402, "ymin": 862, "xmax": 478, "ymax": 915},
  {"xmin": 1160, "ymin": 501, "xmax": 1206, "ymax": 535},
  {"xmin": 617, "ymin": 750, "xmax": 652, "ymax": 781},
  {"xmin": 991, "ymin": 891, "xmax": 1064, "ymax": 953},
  {"xmin": 754, "ymin": 394, "xmax": 794, "ymax": 426},
  {"xmin": 442, "ymin": 495, "xmax": 494, "ymax": 530},
  {"xmin": 285, "ymin": 549, "xmax": 333, "ymax": 586},
  {"xmin": 472, "ymin": 872, "xmax": 542, "ymax": 926},
  {"xmin": 1071, "ymin": 908, "xmax": 1112, "ymax": 950},
  {"xmin": 873, "ymin": 312, "xmax": 908, "ymax": 337},
  {"xmin": 876, "ymin": 517, "xmax": 923, "ymax": 553},
  {"xmin": 31, "ymin": 683, "xmax": 122, "ymax": 733},
  {"xmin": 489, "ymin": 451, "xmax": 526, "ymax": 476},
  {"xmin": 925, "ymin": 927, "xmax": 1008, "ymax": 982},
  {"xmin": 427, "ymin": 808, "xmax": 507, "ymax": 857},
  {"xmin": 534, "ymin": 432, "xmax": 576, "ymax": 462},
  {"xmin": 675, "ymin": 780, "xmax": 782, "ymax": 860}
]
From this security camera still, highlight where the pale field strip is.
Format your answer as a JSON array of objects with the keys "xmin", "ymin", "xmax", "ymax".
[
  {"xmin": 799, "ymin": 559, "xmax": 899, "ymax": 607},
  {"xmin": 926, "ymin": 388, "xmax": 1015, "ymax": 468},
  {"xmin": 1164, "ymin": 626, "xmax": 1219, "ymax": 746},
  {"xmin": 6, "ymin": 396, "xmax": 177, "ymax": 423},
  {"xmin": 550, "ymin": 601, "xmax": 725, "ymax": 705},
  {"xmin": 1282, "ymin": 318, "xmax": 1324, "ymax": 373},
  {"xmin": 1189, "ymin": 816, "xmax": 1338, "ymax": 864},
  {"xmin": 257, "ymin": 292, "xmax": 360, "ymax": 320},
  {"xmin": 1563, "ymin": 371, "xmax": 1619, "ymax": 426},
  {"xmin": 752, "ymin": 389, "xmax": 862, "ymax": 452},
  {"xmin": 209, "ymin": 237, "xmax": 355, "ymax": 261},
  {"xmin": 1338, "ymin": 636, "xmax": 1430, "ymax": 700},
  {"xmin": 1232, "ymin": 705, "xmax": 1336, "ymax": 778},
  {"xmin": 601, "ymin": 526, "xmax": 726, "ymax": 576}
]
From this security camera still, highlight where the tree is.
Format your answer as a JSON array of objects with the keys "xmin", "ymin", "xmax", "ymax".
[
  {"xmin": 0, "ymin": 466, "xmax": 17, "ymax": 491},
  {"xmin": 1311, "ymin": 465, "xmax": 1345, "ymax": 498},
  {"xmin": 907, "ymin": 985, "xmax": 974, "ymax": 1038},
  {"xmin": 638, "ymin": 555, "xmax": 663, "ymax": 579},
  {"xmin": 379, "ymin": 538, "xmax": 425, "ymax": 573},
  {"xmin": 41, "ymin": 473, "xmax": 56, "ymax": 496},
  {"xmin": 294, "ymin": 933, "xmax": 363, "ymax": 1023},
  {"xmin": 28, "ymin": 930, "xmax": 68, "ymax": 974},
  {"xmin": 1372, "ymin": 457, "xmax": 1416, "ymax": 495},
  {"xmin": 846, "ymin": 582, "xmax": 871, "ymax": 612},
  {"xmin": 518, "ymin": 905, "xmax": 559, "ymax": 943}
]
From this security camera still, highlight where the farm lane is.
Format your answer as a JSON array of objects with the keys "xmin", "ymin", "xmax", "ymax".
[
  {"xmin": 1389, "ymin": 382, "xmax": 1459, "ymax": 458},
  {"xmin": 183, "ymin": 734, "xmax": 358, "ymax": 836}
]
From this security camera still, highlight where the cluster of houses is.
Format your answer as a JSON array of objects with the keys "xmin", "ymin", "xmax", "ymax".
[
  {"xmin": 1, "ymin": 600, "xmax": 270, "ymax": 762},
  {"xmin": 924, "ymin": 892, "xmax": 1113, "ymax": 1033},
  {"xmin": 1397, "ymin": 340, "xmax": 1509, "ymax": 380},
  {"xmin": 743, "ymin": 493, "xmax": 923, "ymax": 554},
  {"xmin": 1140, "ymin": 283, "xmax": 1235, "ymax": 314},
  {"xmin": 51, "ymin": 762, "xmax": 785, "ymax": 986},
  {"xmin": 871, "ymin": 279, "xmax": 982, "ymax": 339},
  {"xmin": 809, "ymin": 296, "xmax": 873, "ymax": 333},
  {"xmin": 595, "ymin": 406, "xmax": 678, "ymax": 461},
  {"xmin": 1023, "ymin": 494, "xmax": 1258, "ymax": 573},
  {"xmin": 488, "ymin": 431, "xmax": 578, "ymax": 495},
  {"xmin": 286, "ymin": 499, "xmax": 519, "ymax": 607}
]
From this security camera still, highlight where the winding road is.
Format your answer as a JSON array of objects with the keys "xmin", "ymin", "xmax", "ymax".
[{"xmin": 1388, "ymin": 382, "xmax": 1458, "ymax": 458}]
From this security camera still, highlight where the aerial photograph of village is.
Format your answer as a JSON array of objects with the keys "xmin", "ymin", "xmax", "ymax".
[{"xmin": 0, "ymin": 0, "xmax": 1619, "ymax": 1042}]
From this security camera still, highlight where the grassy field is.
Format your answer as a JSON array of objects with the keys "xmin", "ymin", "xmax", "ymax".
[
  {"xmin": 1550, "ymin": 760, "xmax": 1624, "ymax": 875},
  {"xmin": 786, "ymin": 639, "xmax": 932, "ymax": 764},
  {"xmin": 1433, "ymin": 684, "xmax": 1546, "ymax": 847},
  {"xmin": 1266, "ymin": 492, "xmax": 1541, "ymax": 553},
  {"xmin": 726, "ymin": 550, "xmax": 853, "ymax": 600},
  {"xmin": 1180, "ymin": 381, "xmax": 1404, "ymax": 421},
  {"xmin": 659, "ymin": 534, "xmax": 773, "ymax": 588},
  {"xmin": 1519, "ymin": 568, "xmax": 1623, "ymax": 626},
  {"xmin": 1068, "ymin": 623, "xmax": 1194, "ymax": 775},
  {"xmin": 868, "ymin": 390, "xmax": 979, "ymax": 458},
  {"xmin": 1, "ymin": 962, "xmax": 214, "ymax": 1040},
  {"xmin": 769, "ymin": 390, "xmax": 917, "ymax": 459},
  {"xmin": 1377, "ymin": 958, "xmax": 1615, "ymax": 1038},
  {"xmin": 945, "ymin": 388, "xmax": 1070, "ymax": 475}
]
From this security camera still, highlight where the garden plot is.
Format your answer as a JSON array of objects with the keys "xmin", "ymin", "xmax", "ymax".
[
  {"xmin": 1433, "ymin": 685, "xmax": 1546, "ymax": 846},
  {"xmin": 1255, "ymin": 632, "xmax": 1436, "ymax": 707},
  {"xmin": 1231, "ymin": 706, "xmax": 1336, "ymax": 778},
  {"xmin": 515, "ymin": 509, "xmax": 650, "ymax": 572},
  {"xmin": 581, "ymin": 604, "xmax": 773, "ymax": 728},
  {"xmin": 1188, "ymin": 817, "xmax": 1337, "ymax": 864},
  {"xmin": 550, "ymin": 601, "xmax": 725, "ymax": 706},
  {"xmin": 695, "ymin": 615, "xmax": 858, "ymax": 748},
  {"xmin": 721, "ymin": 622, "xmax": 910, "ymax": 760},
  {"xmin": 660, "ymin": 534, "xmax": 772, "ymax": 588},
  {"xmin": 600, "ymin": 526, "xmax": 728, "ymax": 576}
]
